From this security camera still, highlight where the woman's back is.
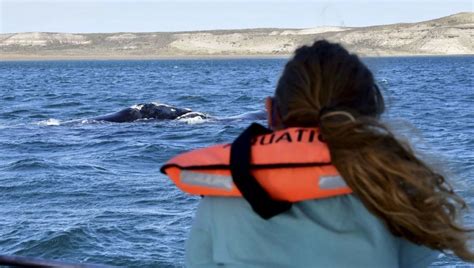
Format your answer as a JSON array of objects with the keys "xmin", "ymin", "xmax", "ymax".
[{"xmin": 186, "ymin": 195, "xmax": 436, "ymax": 267}]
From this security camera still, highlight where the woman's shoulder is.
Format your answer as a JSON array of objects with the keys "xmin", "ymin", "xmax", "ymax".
[
  {"xmin": 199, "ymin": 194, "xmax": 373, "ymax": 219},
  {"xmin": 196, "ymin": 194, "xmax": 391, "ymax": 236}
]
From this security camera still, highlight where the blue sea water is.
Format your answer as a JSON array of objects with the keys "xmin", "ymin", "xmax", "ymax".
[{"xmin": 0, "ymin": 57, "xmax": 472, "ymax": 267}]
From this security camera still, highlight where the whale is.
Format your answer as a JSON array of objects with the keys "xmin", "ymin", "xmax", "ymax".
[
  {"xmin": 90, "ymin": 102, "xmax": 267, "ymax": 123},
  {"xmin": 91, "ymin": 103, "xmax": 210, "ymax": 123}
]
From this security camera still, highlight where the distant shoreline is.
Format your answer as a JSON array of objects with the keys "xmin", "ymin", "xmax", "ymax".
[
  {"xmin": 1, "ymin": 53, "xmax": 472, "ymax": 62},
  {"xmin": 2, "ymin": 13, "xmax": 472, "ymax": 61},
  {"xmin": 0, "ymin": 54, "xmax": 292, "ymax": 61}
]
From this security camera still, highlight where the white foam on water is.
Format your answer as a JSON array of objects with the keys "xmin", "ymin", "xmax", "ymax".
[
  {"xmin": 80, "ymin": 119, "xmax": 97, "ymax": 124},
  {"xmin": 177, "ymin": 116, "xmax": 209, "ymax": 125},
  {"xmin": 37, "ymin": 118, "xmax": 62, "ymax": 126}
]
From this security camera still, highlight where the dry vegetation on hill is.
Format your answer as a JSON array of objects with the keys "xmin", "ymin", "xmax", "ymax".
[{"xmin": 0, "ymin": 12, "xmax": 472, "ymax": 59}]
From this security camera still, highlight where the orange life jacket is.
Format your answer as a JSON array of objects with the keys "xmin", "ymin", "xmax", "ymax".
[{"xmin": 161, "ymin": 123, "xmax": 352, "ymax": 219}]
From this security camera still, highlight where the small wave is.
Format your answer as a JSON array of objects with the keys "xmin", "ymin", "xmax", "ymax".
[
  {"xmin": 176, "ymin": 95, "xmax": 210, "ymax": 103},
  {"xmin": 233, "ymin": 95, "xmax": 253, "ymax": 102},
  {"xmin": 2, "ymin": 95, "xmax": 16, "ymax": 101},
  {"xmin": 217, "ymin": 110, "xmax": 266, "ymax": 121},
  {"xmin": 43, "ymin": 102, "xmax": 82, "ymax": 109},
  {"xmin": 78, "ymin": 118, "xmax": 119, "ymax": 125},
  {"xmin": 4, "ymin": 158, "xmax": 51, "ymax": 171},
  {"xmin": 37, "ymin": 118, "xmax": 62, "ymax": 126},
  {"xmin": 0, "ymin": 109, "xmax": 31, "ymax": 119},
  {"xmin": 13, "ymin": 226, "xmax": 92, "ymax": 258}
]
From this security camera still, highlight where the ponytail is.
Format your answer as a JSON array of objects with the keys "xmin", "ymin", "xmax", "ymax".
[{"xmin": 319, "ymin": 113, "xmax": 474, "ymax": 261}]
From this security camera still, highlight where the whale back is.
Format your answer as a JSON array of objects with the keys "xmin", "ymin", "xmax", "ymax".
[
  {"xmin": 140, "ymin": 103, "xmax": 192, "ymax": 120},
  {"xmin": 91, "ymin": 108, "xmax": 143, "ymax": 123}
]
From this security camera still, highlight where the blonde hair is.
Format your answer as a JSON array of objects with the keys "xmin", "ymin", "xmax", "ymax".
[{"xmin": 275, "ymin": 40, "xmax": 473, "ymax": 261}]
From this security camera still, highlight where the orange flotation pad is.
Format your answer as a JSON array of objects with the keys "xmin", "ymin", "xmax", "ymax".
[{"xmin": 161, "ymin": 125, "xmax": 352, "ymax": 203}]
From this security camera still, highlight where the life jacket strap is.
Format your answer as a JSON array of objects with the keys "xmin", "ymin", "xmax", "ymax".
[{"xmin": 230, "ymin": 123, "xmax": 293, "ymax": 219}]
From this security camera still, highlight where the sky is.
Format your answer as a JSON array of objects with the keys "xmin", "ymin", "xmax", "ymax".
[{"xmin": 0, "ymin": 0, "xmax": 472, "ymax": 33}]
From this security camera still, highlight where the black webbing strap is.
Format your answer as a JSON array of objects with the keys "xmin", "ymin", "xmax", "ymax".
[{"xmin": 230, "ymin": 123, "xmax": 292, "ymax": 219}]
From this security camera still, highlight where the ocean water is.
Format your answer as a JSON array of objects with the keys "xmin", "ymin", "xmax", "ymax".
[{"xmin": 0, "ymin": 57, "xmax": 472, "ymax": 267}]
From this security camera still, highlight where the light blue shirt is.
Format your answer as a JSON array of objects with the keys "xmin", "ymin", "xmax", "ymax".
[{"xmin": 186, "ymin": 195, "xmax": 438, "ymax": 267}]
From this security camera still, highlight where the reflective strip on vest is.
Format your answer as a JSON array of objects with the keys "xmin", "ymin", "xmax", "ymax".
[
  {"xmin": 181, "ymin": 170, "xmax": 233, "ymax": 190},
  {"xmin": 181, "ymin": 171, "xmax": 348, "ymax": 191}
]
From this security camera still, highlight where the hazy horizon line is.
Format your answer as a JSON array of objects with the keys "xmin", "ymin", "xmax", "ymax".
[{"xmin": 2, "ymin": 11, "xmax": 471, "ymax": 35}]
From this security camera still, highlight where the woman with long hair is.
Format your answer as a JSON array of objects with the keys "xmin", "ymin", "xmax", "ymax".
[{"xmin": 168, "ymin": 40, "xmax": 473, "ymax": 267}]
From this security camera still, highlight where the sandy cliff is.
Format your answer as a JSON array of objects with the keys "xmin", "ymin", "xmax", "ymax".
[{"xmin": 0, "ymin": 12, "xmax": 472, "ymax": 59}]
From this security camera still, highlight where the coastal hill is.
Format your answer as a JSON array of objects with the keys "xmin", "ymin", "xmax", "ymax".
[{"xmin": 0, "ymin": 12, "xmax": 472, "ymax": 59}]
